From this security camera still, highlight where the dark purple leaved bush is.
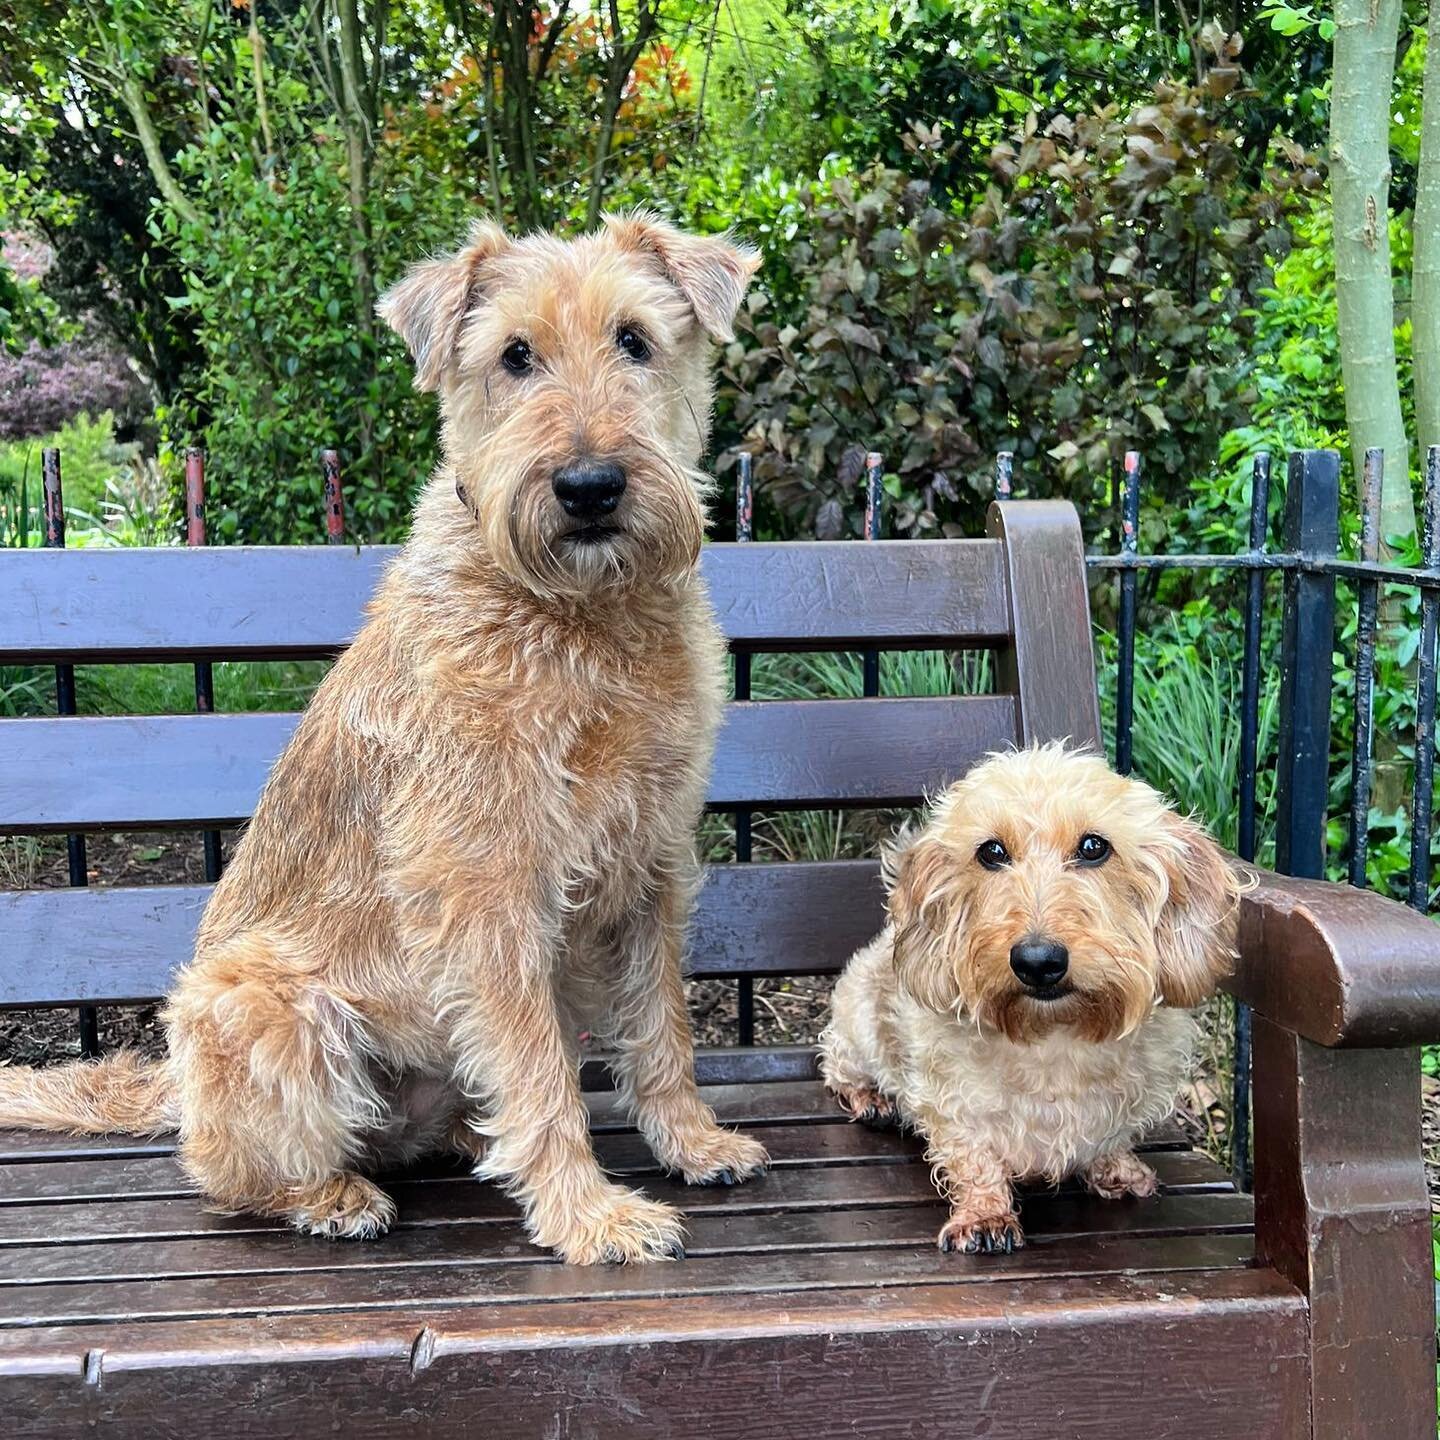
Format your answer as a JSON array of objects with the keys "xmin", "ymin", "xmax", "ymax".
[
  {"xmin": 0, "ymin": 334, "xmax": 144, "ymax": 441},
  {"xmin": 0, "ymin": 234, "xmax": 146, "ymax": 441}
]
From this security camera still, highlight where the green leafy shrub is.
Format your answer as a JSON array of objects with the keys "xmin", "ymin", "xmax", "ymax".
[
  {"xmin": 161, "ymin": 120, "xmax": 464, "ymax": 544},
  {"xmin": 0, "ymin": 411, "xmax": 138, "ymax": 538},
  {"xmin": 723, "ymin": 53, "xmax": 1315, "ymax": 542}
]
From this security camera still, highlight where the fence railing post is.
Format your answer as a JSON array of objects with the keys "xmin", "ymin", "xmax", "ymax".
[
  {"xmin": 1274, "ymin": 450, "xmax": 1340, "ymax": 879},
  {"xmin": 186, "ymin": 448, "xmax": 224, "ymax": 886},
  {"xmin": 322, "ymin": 449, "xmax": 347, "ymax": 543},
  {"xmin": 1232, "ymin": 450, "xmax": 1273, "ymax": 1192},
  {"xmin": 733, "ymin": 452, "xmax": 754, "ymax": 1047},
  {"xmin": 1113, "ymin": 450, "xmax": 1142, "ymax": 776},
  {"xmin": 1409, "ymin": 446, "xmax": 1440, "ymax": 912},
  {"xmin": 41, "ymin": 448, "xmax": 98, "ymax": 1060}
]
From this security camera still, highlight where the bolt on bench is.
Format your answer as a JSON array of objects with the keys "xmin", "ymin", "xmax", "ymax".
[{"xmin": 2, "ymin": 499, "xmax": 1438, "ymax": 1438}]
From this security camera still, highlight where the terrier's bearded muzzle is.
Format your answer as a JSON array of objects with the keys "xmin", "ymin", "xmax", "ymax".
[{"xmin": 470, "ymin": 437, "xmax": 706, "ymax": 602}]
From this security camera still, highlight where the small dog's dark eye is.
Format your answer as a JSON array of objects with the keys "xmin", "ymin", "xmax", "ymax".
[
  {"xmin": 501, "ymin": 339, "xmax": 533, "ymax": 375},
  {"xmin": 1075, "ymin": 833, "xmax": 1111, "ymax": 866},
  {"xmin": 977, "ymin": 839, "xmax": 1010, "ymax": 870},
  {"xmin": 616, "ymin": 325, "xmax": 650, "ymax": 363}
]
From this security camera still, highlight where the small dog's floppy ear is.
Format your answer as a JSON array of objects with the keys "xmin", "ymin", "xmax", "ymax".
[
  {"xmin": 1151, "ymin": 811, "xmax": 1242, "ymax": 1008},
  {"xmin": 377, "ymin": 219, "xmax": 510, "ymax": 391},
  {"xmin": 603, "ymin": 211, "xmax": 760, "ymax": 343},
  {"xmin": 887, "ymin": 835, "xmax": 962, "ymax": 1014}
]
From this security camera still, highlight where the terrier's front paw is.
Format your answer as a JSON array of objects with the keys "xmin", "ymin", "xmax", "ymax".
[
  {"xmin": 828, "ymin": 1083, "xmax": 900, "ymax": 1130},
  {"xmin": 937, "ymin": 1210, "xmax": 1024, "ymax": 1255},
  {"xmin": 664, "ymin": 1126, "xmax": 770, "ymax": 1187},
  {"xmin": 545, "ymin": 1186, "xmax": 687, "ymax": 1265},
  {"xmin": 1082, "ymin": 1151, "xmax": 1159, "ymax": 1201}
]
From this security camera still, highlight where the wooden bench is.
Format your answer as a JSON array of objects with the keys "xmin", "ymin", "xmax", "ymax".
[{"xmin": 3, "ymin": 500, "xmax": 1439, "ymax": 1438}]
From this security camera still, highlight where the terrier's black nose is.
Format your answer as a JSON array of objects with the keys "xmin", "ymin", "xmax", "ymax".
[
  {"xmin": 552, "ymin": 462, "xmax": 626, "ymax": 519},
  {"xmin": 1009, "ymin": 938, "xmax": 1070, "ymax": 990}
]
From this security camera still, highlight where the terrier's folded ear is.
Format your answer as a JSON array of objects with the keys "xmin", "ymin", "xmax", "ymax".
[
  {"xmin": 887, "ymin": 835, "xmax": 963, "ymax": 1014},
  {"xmin": 378, "ymin": 220, "xmax": 510, "ymax": 391},
  {"xmin": 602, "ymin": 211, "xmax": 760, "ymax": 343},
  {"xmin": 1150, "ymin": 812, "xmax": 1243, "ymax": 1008}
]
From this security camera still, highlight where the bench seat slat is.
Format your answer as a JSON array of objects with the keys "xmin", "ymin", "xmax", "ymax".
[
  {"xmin": 0, "ymin": 1082, "xmax": 1192, "ymax": 1163},
  {"xmin": 0, "ymin": 1192, "xmax": 1253, "ymax": 1293},
  {"xmin": 0, "ymin": 697, "xmax": 1016, "ymax": 833},
  {"xmin": 0, "ymin": 540, "xmax": 1011, "ymax": 662},
  {"xmin": 0, "ymin": 1228, "xmax": 1256, "ymax": 1329},
  {"xmin": 0, "ymin": 1151, "xmax": 1233, "ymax": 1245},
  {"xmin": 0, "ymin": 1121, "xmax": 920, "ymax": 1205}
]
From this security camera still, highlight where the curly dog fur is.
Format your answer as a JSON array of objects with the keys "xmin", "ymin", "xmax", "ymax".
[
  {"xmin": 819, "ymin": 744, "xmax": 1241, "ymax": 1254},
  {"xmin": 0, "ymin": 214, "xmax": 768, "ymax": 1263}
]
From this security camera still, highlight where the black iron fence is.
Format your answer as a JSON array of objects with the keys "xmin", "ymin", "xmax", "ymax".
[{"xmin": 734, "ymin": 443, "xmax": 1440, "ymax": 1191}]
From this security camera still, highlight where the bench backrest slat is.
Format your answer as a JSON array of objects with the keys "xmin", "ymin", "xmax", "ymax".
[
  {"xmin": 0, "ymin": 696, "xmax": 1017, "ymax": 831},
  {"xmin": 986, "ymin": 501, "xmax": 1102, "ymax": 749},
  {"xmin": 0, "ymin": 540, "xmax": 1011, "ymax": 661},
  {"xmin": 0, "ymin": 861, "xmax": 887, "ymax": 1007}
]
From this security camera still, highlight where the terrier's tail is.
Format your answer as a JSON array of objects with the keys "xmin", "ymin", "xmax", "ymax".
[{"xmin": 0, "ymin": 1051, "xmax": 178, "ymax": 1136}]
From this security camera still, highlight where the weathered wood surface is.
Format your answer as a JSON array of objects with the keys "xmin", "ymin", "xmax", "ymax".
[
  {"xmin": 1252, "ymin": 1015, "xmax": 1435, "ymax": 1438},
  {"xmin": 1233, "ymin": 869, "xmax": 1440, "ymax": 1048},
  {"xmin": 0, "ymin": 540, "xmax": 1011, "ymax": 662},
  {"xmin": 1, "ymin": 863, "xmax": 890, "ymax": 1006},
  {"xmin": 0, "ymin": 1073, "xmax": 1263, "ymax": 1439},
  {"xmin": 0, "ymin": 696, "xmax": 1017, "ymax": 832},
  {"xmin": 986, "ymin": 500, "xmax": 1103, "ymax": 750},
  {"xmin": 0, "ymin": 1127, "xmax": 1212, "ymax": 1213},
  {"xmin": 2, "ymin": 1268, "xmax": 1307, "ymax": 1440}
]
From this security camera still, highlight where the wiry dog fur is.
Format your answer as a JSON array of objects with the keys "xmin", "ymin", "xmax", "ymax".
[
  {"xmin": 819, "ymin": 744, "xmax": 1241, "ymax": 1254},
  {"xmin": 0, "ymin": 214, "xmax": 769, "ymax": 1263}
]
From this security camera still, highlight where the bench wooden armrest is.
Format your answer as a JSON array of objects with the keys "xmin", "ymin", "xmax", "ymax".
[
  {"xmin": 1229, "ymin": 872, "xmax": 1437, "ymax": 1434},
  {"xmin": 1225, "ymin": 867, "xmax": 1440, "ymax": 1048}
]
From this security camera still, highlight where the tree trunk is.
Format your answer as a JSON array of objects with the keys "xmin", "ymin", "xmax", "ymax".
[
  {"xmin": 118, "ymin": 78, "xmax": 204, "ymax": 231},
  {"xmin": 333, "ymin": 0, "xmax": 376, "ymax": 338},
  {"xmin": 585, "ymin": 2, "xmax": 656, "ymax": 228},
  {"xmin": 249, "ymin": 15, "xmax": 276, "ymax": 177},
  {"xmin": 1415, "ymin": 5, "xmax": 1440, "ymax": 463},
  {"xmin": 1330, "ymin": 0, "xmax": 1412, "ymax": 543}
]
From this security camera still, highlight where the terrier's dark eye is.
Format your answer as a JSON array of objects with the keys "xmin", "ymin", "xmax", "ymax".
[
  {"xmin": 616, "ymin": 325, "xmax": 651, "ymax": 363},
  {"xmin": 501, "ymin": 339, "xmax": 533, "ymax": 375},
  {"xmin": 1075, "ymin": 833, "xmax": 1111, "ymax": 866},
  {"xmin": 976, "ymin": 839, "xmax": 1010, "ymax": 870}
]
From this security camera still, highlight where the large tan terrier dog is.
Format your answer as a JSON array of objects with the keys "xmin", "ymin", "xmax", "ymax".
[
  {"xmin": 819, "ymin": 745, "xmax": 1240, "ymax": 1254},
  {"xmin": 0, "ymin": 215, "xmax": 769, "ymax": 1263}
]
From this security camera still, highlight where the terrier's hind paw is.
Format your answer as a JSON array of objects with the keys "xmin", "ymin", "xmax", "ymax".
[{"xmin": 288, "ymin": 1175, "xmax": 396, "ymax": 1241}]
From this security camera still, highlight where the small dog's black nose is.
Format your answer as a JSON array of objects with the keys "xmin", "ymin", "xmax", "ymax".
[
  {"xmin": 552, "ymin": 462, "xmax": 626, "ymax": 519},
  {"xmin": 1010, "ymin": 938, "xmax": 1070, "ymax": 990}
]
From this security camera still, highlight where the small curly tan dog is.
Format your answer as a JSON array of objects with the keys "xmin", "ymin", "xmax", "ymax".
[
  {"xmin": 0, "ymin": 214, "xmax": 768, "ymax": 1263},
  {"xmin": 819, "ymin": 744, "xmax": 1241, "ymax": 1255}
]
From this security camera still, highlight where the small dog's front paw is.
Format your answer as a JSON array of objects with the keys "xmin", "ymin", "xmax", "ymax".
[
  {"xmin": 828, "ymin": 1084, "xmax": 900, "ymax": 1130},
  {"xmin": 937, "ymin": 1211, "xmax": 1024, "ymax": 1255},
  {"xmin": 667, "ymin": 1127, "xmax": 770, "ymax": 1187},
  {"xmin": 547, "ymin": 1187, "xmax": 687, "ymax": 1265},
  {"xmin": 1082, "ymin": 1151, "xmax": 1159, "ymax": 1201}
]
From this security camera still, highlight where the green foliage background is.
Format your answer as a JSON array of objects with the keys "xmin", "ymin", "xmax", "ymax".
[{"xmin": 0, "ymin": 4, "xmax": 1435, "ymax": 900}]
